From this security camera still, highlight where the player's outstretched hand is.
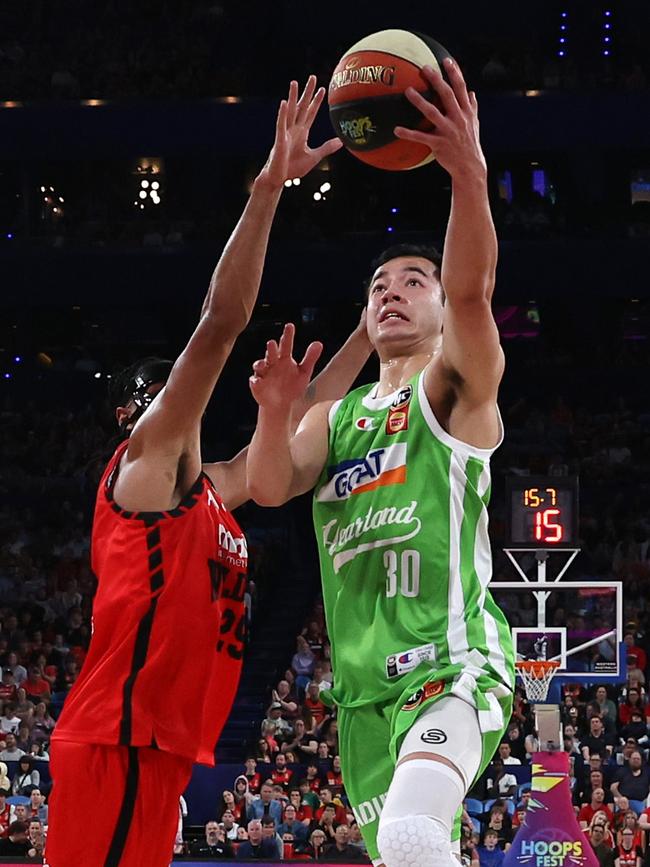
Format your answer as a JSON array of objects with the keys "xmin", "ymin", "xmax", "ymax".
[
  {"xmin": 257, "ymin": 76, "xmax": 343, "ymax": 191},
  {"xmin": 249, "ymin": 323, "xmax": 323, "ymax": 412},
  {"xmin": 394, "ymin": 58, "xmax": 486, "ymax": 179}
]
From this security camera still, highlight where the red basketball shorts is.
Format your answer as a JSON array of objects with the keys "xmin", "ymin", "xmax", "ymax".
[{"xmin": 45, "ymin": 741, "xmax": 193, "ymax": 867}]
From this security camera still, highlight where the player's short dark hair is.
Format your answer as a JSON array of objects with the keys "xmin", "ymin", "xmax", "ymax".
[
  {"xmin": 365, "ymin": 243, "xmax": 443, "ymax": 299},
  {"xmin": 261, "ymin": 816, "xmax": 276, "ymax": 827}
]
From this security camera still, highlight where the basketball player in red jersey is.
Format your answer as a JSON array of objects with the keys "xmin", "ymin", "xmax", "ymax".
[{"xmin": 45, "ymin": 78, "xmax": 371, "ymax": 867}]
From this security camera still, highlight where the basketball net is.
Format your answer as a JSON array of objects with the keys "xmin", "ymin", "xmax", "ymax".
[{"xmin": 515, "ymin": 659, "xmax": 560, "ymax": 703}]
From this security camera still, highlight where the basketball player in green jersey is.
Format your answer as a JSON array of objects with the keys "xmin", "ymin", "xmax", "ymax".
[{"xmin": 246, "ymin": 58, "xmax": 515, "ymax": 867}]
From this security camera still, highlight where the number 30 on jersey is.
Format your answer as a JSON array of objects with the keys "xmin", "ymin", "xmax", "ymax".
[{"xmin": 384, "ymin": 549, "xmax": 421, "ymax": 598}]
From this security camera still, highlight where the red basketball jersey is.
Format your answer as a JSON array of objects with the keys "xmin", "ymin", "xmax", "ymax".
[{"xmin": 53, "ymin": 440, "xmax": 247, "ymax": 765}]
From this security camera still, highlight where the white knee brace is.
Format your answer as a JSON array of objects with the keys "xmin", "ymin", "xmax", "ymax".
[{"xmin": 377, "ymin": 814, "xmax": 455, "ymax": 867}]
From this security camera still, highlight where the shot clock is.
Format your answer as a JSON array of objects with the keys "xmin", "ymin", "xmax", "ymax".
[{"xmin": 506, "ymin": 476, "xmax": 579, "ymax": 547}]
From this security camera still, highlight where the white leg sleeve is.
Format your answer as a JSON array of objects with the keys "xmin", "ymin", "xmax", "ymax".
[{"xmin": 377, "ymin": 696, "xmax": 483, "ymax": 867}]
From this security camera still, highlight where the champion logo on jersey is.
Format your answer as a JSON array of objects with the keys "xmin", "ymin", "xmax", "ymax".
[
  {"xmin": 317, "ymin": 443, "xmax": 407, "ymax": 502},
  {"xmin": 355, "ymin": 416, "xmax": 378, "ymax": 431}
]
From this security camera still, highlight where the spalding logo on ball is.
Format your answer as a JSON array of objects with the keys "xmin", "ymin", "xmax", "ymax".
[{"xmin": 328, "ymin": 29, "xmax": 453, "ymax": 171}]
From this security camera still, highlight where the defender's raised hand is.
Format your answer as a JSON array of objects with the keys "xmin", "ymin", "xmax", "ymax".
[
  {"xmin": 394, "ymin": 58, "xmax": 486, "ymax": 178},
  {"xmin": 257, "ymin": 76, "xmax": 343, "ymax": 191},
  {"xmin": 249, "ymin": 323, "xmax": 323, "ymax": 411}
]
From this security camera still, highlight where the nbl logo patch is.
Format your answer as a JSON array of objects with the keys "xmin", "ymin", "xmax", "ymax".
[
  {"xmin": 386, "ymin": 384, "xmax": 412, "ymax": 435},
  {"xmin": 402, "ymin": 680, "xmax": 444, "ymax": 711}
]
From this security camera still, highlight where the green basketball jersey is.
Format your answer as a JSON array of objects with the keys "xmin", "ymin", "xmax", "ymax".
[{"xmin": 312, "ymin": 370, "xmax": 515, "ymax": 710}]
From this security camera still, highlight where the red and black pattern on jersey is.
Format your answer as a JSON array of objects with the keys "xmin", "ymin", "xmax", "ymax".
[{"xmin": 53, "ymin": 440, "xmax": 248, "ymax": 766}]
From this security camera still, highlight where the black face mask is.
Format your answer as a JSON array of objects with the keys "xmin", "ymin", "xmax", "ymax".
[{"xmin": 118, "ymin": 360, "xmax": 173, "ymax": 436}]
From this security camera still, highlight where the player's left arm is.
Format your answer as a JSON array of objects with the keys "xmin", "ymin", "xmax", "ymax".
[
  {"xmin": 204, "ymin": 315, "xmax": 371, "ymax": 511},
  {"xmin": 395, "ymin": 59, "xmax": 503, "ymax": 446}
]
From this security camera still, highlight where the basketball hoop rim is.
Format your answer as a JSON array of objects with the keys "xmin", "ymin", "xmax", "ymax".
[{"xmin": 515, "ymin": 660, "xmax": 561, "ymax": 676}]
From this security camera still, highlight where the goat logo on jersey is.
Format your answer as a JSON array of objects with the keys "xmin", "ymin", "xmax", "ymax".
[{"xmin": 317, "ymin": 443, "xmax": 407, "ymax": 502}]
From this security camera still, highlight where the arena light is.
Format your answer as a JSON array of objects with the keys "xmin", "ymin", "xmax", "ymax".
[
  {"xmin": 292, "ymin": 178, "xmax": 301, "ymax": 186},
  {"xmin": 82, "ymin": 99, "xmax": 107, "ymax": 107},
  {"xmin": 141, "ymin": 180, "xmax": 149, "ymax": 189},
  {"xmin": 1, "ymin": 101, "xmax": 23, "ymax": 108},
  {"xmin": 284, "ymin": 180, "xmax": 292, "ymax": 188},
  {"xmin": 139, "ymin": 190, "xmax": 147, "ymax": 199},
  {"xmin": 151, "ymin": 181, "xmax": 160, "ymax": 190},
  {"xmin": 320, "ymin": 182, "xmax": 331, "ymax": 193},
  {"xmin": 94, "ymin": 372, "xmax": 102, "ymax": 379},
  {"xmin": 391, "ymin": 207, "xmax": 399, "ymax": 213},
  {"xmin": 313, "ymin": 191, "xmax": 322, "ymax": 201}
]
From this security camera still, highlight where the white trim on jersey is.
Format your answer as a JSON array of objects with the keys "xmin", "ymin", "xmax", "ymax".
[{"xmin": 416, "ymin": 372, "xmax": 504, "ymax": 459}]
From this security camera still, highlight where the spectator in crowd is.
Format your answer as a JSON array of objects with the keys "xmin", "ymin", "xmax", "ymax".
[
  {"xmin": 243, "ymin": 756, "xmax": 262, "ymax": 794},
  {"xmin": 254, "ymin": 737, "xmax": 273, "ymax": 763},
  {"xmin": 498, "ymin": 742, "xmax": 521, "ymax": 765},
  {"xmin": 321, "ymin": 719, "xmax": 339, "ymax": 755},
  {"xmin": 281, "ymin": 718, "xmax": 318, "ymax": 763},
  {"xmin": 289, "ymin": 786, "xmax": 314, "ymax": 824},
  {"xmin": 28, "ymin": 789, "xmax": 47, "ymax": 822},
  {"xmin": 248, "ymin": 782, "xmax": 282, "ymax": 824},
  {"xmin": 589, "ymin": 816, "xmax": 616, "ymax": 867},
  {"xmin": 611, "ymin": 751, "xmax": 650, "ymax": 808},
  {"xmin": 595, "ymin": 688, "xmax": 619, "ymax": 725},
  {"xmin": 190, "ymin": 820, "xmax": 233, "ymax": 857},
  {"xmin": 12, "ymin": 805, "xmax": 29, "ymax": 825},
  {"xmin": 303, "ymin": 828, "xmax": 328, "ymax": 860},
  {"xmin": 277, "ymin": 804, "xmax": 308, "ymax": 842},
  {"xmin": 0, "ymin": 733, "xmax": 24, "ymax": 761},
  {"xmin": 13, "ymin": 691, "xmax": 33, "ymax": 729},
  {"xmin": 233, "ymin": 776, "xmax": 252, "ymax": 822},
  {"xmin": 236, "ymin": 819, "xmax": 277, "ymax": 860},
  {"xmin": 220, "ymin": 808, "xmax": 239, "ymax": 841},
  {"xmin": 326, "ymin": 754, "xmax": 344, "ymax": 790},
  {"xmin": 0, "ymin": 821, "xmax": 30, "ymax": 855},
  {"xmin": 216, "ymin": 789, "xmax": 239, "ymax": 822},
  {"xmin": 348, "ymin": 821, "xmax": 368, "ymax": 856},
  {"xmin": 621, "ymin": 712, "xmax": 649, "ymax": 748},
  {"xmin": 582, "ymin": 717, "xmax": 616, "ymax": 759},
  {"xmin": 315, "ymin": 786, "xmax": 347, "ymax": 824},
  {"xmin": 292, "ymin": 636, "xmax": 316, "ymax": 693},
  {"xmin": 23, "ymin": 667, "xmax": 50, "ymax": 705},
  {"xmin": 580, "ymin": 789, "xmax": 615, "ymax": 829},
  {"xmin": 484, "ymin": 807, "xmax": 513, "ymax": 851},
  {"xmin": 615, "ymin": 827, "xmax": 642, "ymax": 867},
  {"xmin": 502, "ymin": 722, "xmax": 527, "ymax": 763},
  {"xmin": 260, "ymin": 720, "xmax": 280, "ymax": 755},
  {"xmin": 0, "ymin": 704, "xmax": 20, "ymax": 735},
  {"xmin": 316, "ymin": 803, "xmax": 338, "ymax": 845},
  {"xmin": 577, "ymin": 770, "xmax": 613, "ymax": 807},
  {"xmin": 322, "ymin": 823, "xmax": 364, "ymax": 862},
  {"xmin": 303, "ymin": 681, "xmax": 328, "ymax": 726},
  {"xmin": 274, "ymin": 680, "xmax": 299, "ymax": 719},
  {"xmin": 311, "ymin": 661, "xmax": 332, "ymax": 694},
  {"xmin": 486, "ymin": 758, "xmax": 518, "ymax": 799},
  {"xmin": 262, "ymin": 701, "xmax": 292, "ymax": 742},
  {"xmin": 4, "ymin": 654, "xmax": 26, "ymax": 689},
  {"xmin": 623, "ymin": 633, "xmax": 647, "ymax": 673},
  {"xmin": 30, "ymin": 702, "xmax": 55, "ymax": 741},
  {"xmin": 617, "ymin": 811, "xmax": 644, "ymax": 852},
  {"xmin": 11, "ymin": 756, "xmax": 39, "ymax": 795},
  {"xmin": 27, "ymin": 818, "xmax": 44, "ymax": 859},
  {"xmin": 0, "ymin": 671, "xmax": 17, "ymax": 704},
  {"xmin": 619, "ymin": 689, "xmax": 647, "ymax": 727},
  {"xmin": 271, "ymin": 752, "xmax": 293, "ymax": 791},
  {"xmin": 304, "ymin": 762, "xmax": 322, "ymax": 793},
  {"xmin": 477, "ymin": 828, "xmax": 505, "ymax": 867},
  {"xmin": 0, "ymin": 789, "xmax": 15, "ymax": 838},
  {"xmin": 260, "ymin": 815, "xmax": 283, "ymax": 857}
]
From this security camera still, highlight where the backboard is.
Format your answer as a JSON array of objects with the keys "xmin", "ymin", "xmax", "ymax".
[{"xmin": 488, "ymin": 580, "xmax": 624, "ymax": 683}]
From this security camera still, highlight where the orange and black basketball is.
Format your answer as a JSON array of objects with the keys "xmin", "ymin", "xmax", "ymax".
[{"xmin": 328, "ymin": 29, "xmax": 453, "ymax": 171}]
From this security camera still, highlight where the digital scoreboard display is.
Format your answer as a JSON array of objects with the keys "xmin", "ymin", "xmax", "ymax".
[{"xmin": 506, "ymin": 476, "xmax": 579, "ymax": 547}]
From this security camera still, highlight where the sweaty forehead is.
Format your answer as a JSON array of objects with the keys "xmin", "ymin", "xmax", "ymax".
[{"xmin": 371, "ymin": 257, "xmax": 439, "ymax": 283}]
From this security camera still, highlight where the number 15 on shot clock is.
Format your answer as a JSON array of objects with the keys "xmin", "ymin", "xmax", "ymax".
[{"xmin": 506, "ymin": 476, "xmax": 579, "ymax": 548}]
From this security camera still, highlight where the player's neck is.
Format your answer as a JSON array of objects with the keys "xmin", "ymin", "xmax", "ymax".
[{"xmin": 376, "ymin": 340, "xmax": 441, "ymax": 397}]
